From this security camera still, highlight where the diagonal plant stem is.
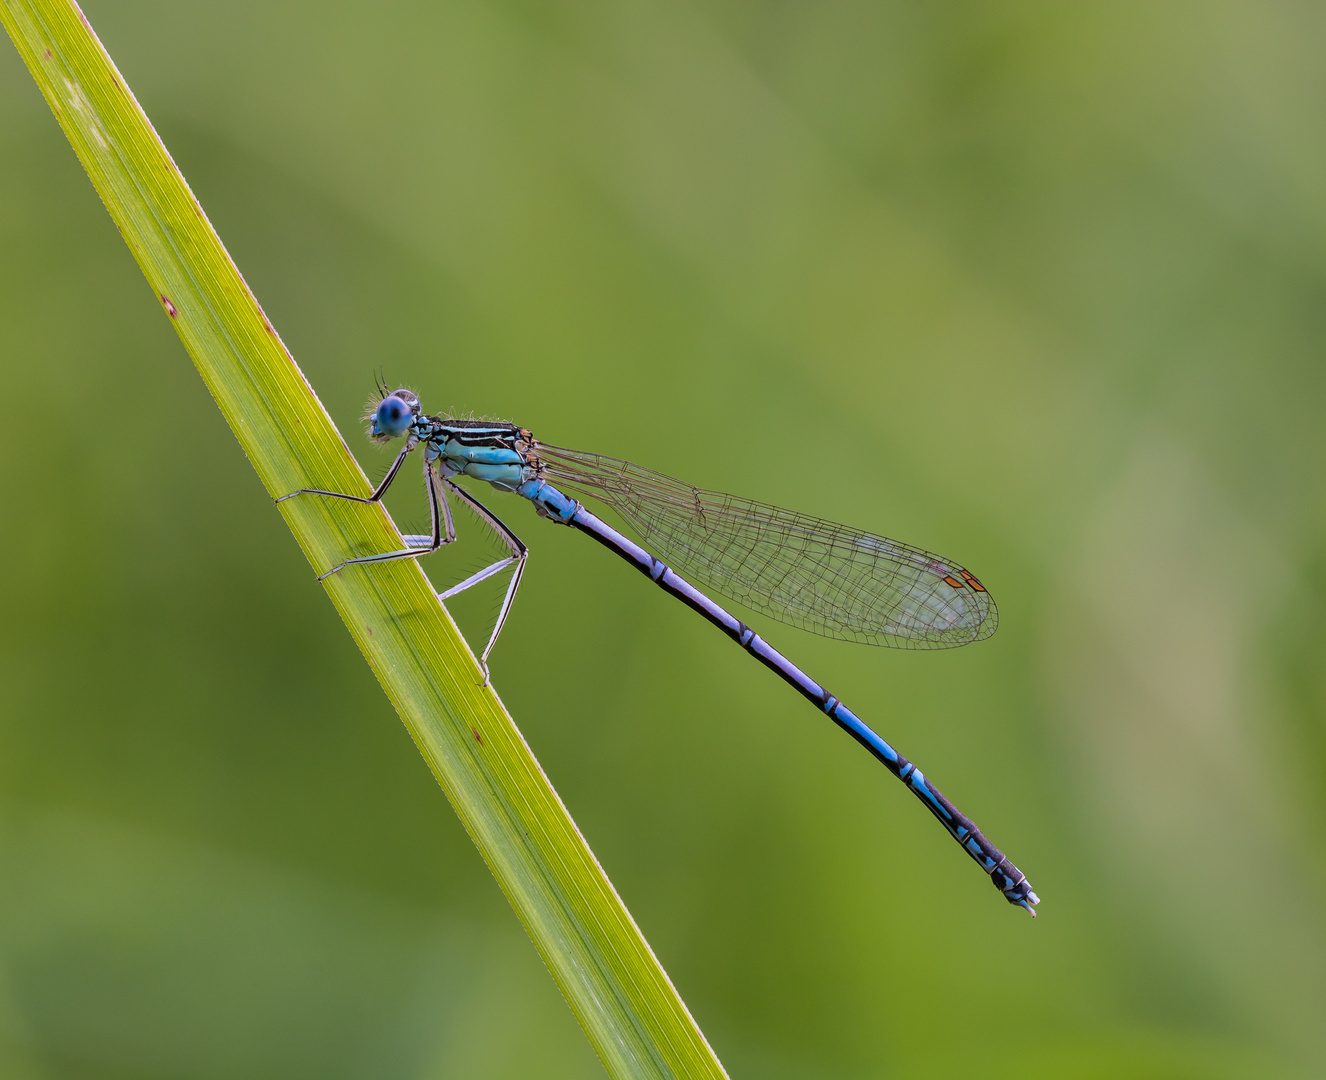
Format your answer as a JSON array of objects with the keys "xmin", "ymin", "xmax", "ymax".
[{"xmin": 1, "ymin": 3, "xmax": 728, "ymax": 1077}]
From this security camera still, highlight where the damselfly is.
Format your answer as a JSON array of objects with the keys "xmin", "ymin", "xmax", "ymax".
[{"xmin": 278, "ymin": 385, "xmax": 1038, "ymax": 914}]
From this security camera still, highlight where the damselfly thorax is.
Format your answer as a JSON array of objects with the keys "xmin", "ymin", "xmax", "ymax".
[{"xmin": 414, "ymin": 418, "xmax": 543, "ymax": 491}]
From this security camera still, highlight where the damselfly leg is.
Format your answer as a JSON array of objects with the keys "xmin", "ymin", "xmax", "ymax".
[
  {"xmin": 415, "ymin": 475, "xmax": 527, "ymax": 684},
  {"xmin": 276, "ymin": 439, "xmax": 414, "ymax": 506},
  {"xmin": 277, "ymin": 451, "xmax": 528, "ymax": 683}
]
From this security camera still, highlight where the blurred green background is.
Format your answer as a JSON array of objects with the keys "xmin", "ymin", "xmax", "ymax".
[{"xmin": 3, "ymin": 2, "xmax": 1325, "ymax": 1077}]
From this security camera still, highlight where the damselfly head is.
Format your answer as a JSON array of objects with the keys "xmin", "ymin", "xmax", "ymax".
[{"xmin": 367, "ymin": 388, "xmax": 421, "ymax": 442}]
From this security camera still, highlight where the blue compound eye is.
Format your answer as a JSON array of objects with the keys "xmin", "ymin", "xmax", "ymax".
[{"xmin": 375, "ymin": 394, "xmax": 414, "ymax": 437}]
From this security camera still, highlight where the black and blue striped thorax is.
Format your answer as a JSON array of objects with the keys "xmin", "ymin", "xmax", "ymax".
[
  {"xmin": 366, "ymin": 389, "xmax": 572, "ymax": 518},
  {"xmin": 415, "ymin": 416, "xmax": 544, "ymax": 492},
  {"xmin": 409, "ymin": 416, "xmax": 582, "ymax": 524}
]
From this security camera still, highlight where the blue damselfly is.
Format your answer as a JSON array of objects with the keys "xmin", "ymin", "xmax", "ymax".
[{"xmin": 278, "ymin": 386, "xmax": 1038, "ymax": 914}]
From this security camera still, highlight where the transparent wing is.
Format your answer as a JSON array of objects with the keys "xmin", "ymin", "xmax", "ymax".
[{"xmin": 537, "ymin": 444, "xmax": 997, "ymax": 649}]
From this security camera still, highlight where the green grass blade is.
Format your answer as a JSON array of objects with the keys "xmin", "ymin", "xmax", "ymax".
[{"xmin": 1, "ymin": 3, "xmax": 728, "ymax": 1076}]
